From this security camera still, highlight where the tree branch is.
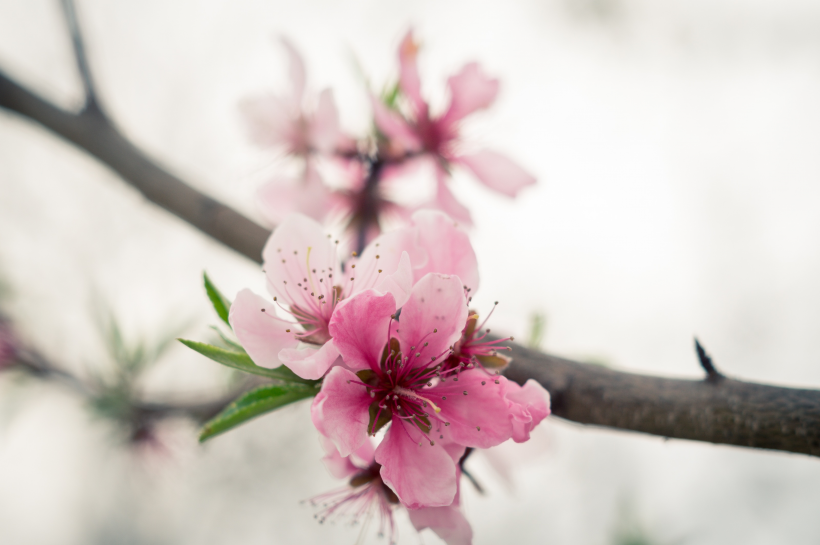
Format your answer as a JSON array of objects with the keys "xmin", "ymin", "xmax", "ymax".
[
  {"xmin": 1, "ymin": 10, "xmax": 819, "ymax": 458},
  {"xmin": 60, "ymin": 0, "xmax": 101, "ymax": 115}
]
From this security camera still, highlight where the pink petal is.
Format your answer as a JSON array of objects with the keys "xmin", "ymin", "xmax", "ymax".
[
  {"xmin": 457, "ymin": 150, "xmax": 536, "ymax": 198},
  {"xmin": 329, "ymin": 289, "xmax": 396, "ymax": 372},
  {"xmin": 261, "ymin": 213, "xmax": 335, "ymax": 311},
  {"xmin": 309, "ymin": 89, "xmax": 341, "ymax": 154},
  {"xmin": 410, "ymin": 210, "xmax": 479, "ymax": 293},
  {"xmin": 373, "ymin": 251, "xmax": 414, "ymax": 308},
  {"xmin": 318, "ymin": 435, "xmax": 361, "ymax": 479},
  {"xmin": 228, "ymin": 289, "xmax": 296, "ymax": 369},
  {"xmin": 310, "ymin": 367, "xmax": 372, "ymax": 457},
  {"xmin": 505, "ymin": 379, "xmax": 551, "ymax": 443},
  {"xmin": 256, "ymin": 167, "xmax": 334, "ymax": 226},
  {"xmin": 440, "ymin": 62, "xmax": 499, "ymax": 128},
  {"xmin": 431, "ymin": 170, "xmax": 473, "ymax": 226},
  {"xmin": 239, "ymin": 93, "xmax": 297, "ymax": 149},
  {"xmin": 371, "ymin": 95, "xmax": 422, "ymax": 152},
  {"xmin": 375, "ymin": 418, "xmax": 458, "ymax": 508},
  {"xmin": 434, "ymin": 370, "xmax": 514, "ymax": 449},
  {"xmin": 409, "ymin": 505, "xmax": 473, "ymax": 545},
  {"xmin": 278, "ymin": 339, "xmax": 340, "ymax": 380},
  {"xmin": 395, "ymin": 273, "xmax": 468, "ymax": 366},
  {"xmin": 280, "ymin": 37, "xmax": 306, "ymax": 109},
  {"xmin": 398, "ymin": 30, "xmax": 428, "ymax": 118}
]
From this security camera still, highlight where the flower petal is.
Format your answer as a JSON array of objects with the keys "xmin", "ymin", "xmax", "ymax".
[
  {"xmin": 262, "ymin": 213, "xmax": 336, "ymax": 311},
  {"xmin": 371, "ymin": 96, "xmax": 422, "ymax": 152},
  {"xmin": 440, "ymin": 62, "xmax": 499, "ymax": 128},
  {"xmin": 457, "ymin": 150, "xmax": 536, "ymax": 198},
  {"xmin": 505, "ymin": 379, "xmax": 551, "ymax": 443},
  {"xmin": 239, "ymin": 93, "xmax": 296, "ymax": 149},
  {"xmin": 409, "ymin": 505, "xmax": 473, "ymax": 545},
  {"xmin": 329, "ymin": 289, "xmax": 396, "ymax": 372},
  {"xmin": 376, "ymin": 418, "xmax": 458, "ymax": 509},
  {"xmin": 398, "ymin": 30, "xmax": 428, "ymax": 118},
  {"xmin": 310, "ymin": 88, "xmax": 340, "ymax": 154},
  {"xmin": 410, "ymin": 210, "xmax": 479, "ymax": 293},
  {"xmin": 373, "ymin": 251, "xmax": 414, "ymax": 308},
  {"xmin": 431, "ymin": 170, "xmax": 473, "ymax": 226},
  {"xmin": 396, "ymin": 273, "xmax": 468, "ymax": 367},
  {"xmin": 278, "ymin": 339, "xmax": 340, "ymax": 380},
  {"xmin": 256, "ymin": 167, "xmax": 334, "ymax": 226},
  {"xmin": 280, "ymin": 37, "xmax": 306, "ymax": 108},
  {"xmin": 434, "ymin": 370, "xmax": 514, "ymax": 449},
  {"xmin": 318, "ymin": 435, "xmax": 361, "ymax": 479},
  {"xmin": 228, "ymin": 289, "xmax": 296, "ymax": 369},
  {"xmin": 311, "ymin": 367, "xmax": 372, "ymax": 457}
]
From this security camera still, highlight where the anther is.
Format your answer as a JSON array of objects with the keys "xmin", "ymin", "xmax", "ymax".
[
  {"xmin": 261, "ymin": 308, "xmax": 265, "ymax": 312},
  {"xmin": 378, "ymin": 269, "xmax": 382, "ymax": 273},
  {"xmin": 444, "ymin": 422, "xmax": 450, "ymax": 426},
  {"xmin": 463, "ymin": 391, "xmax": 468, "ymax": 395},
  {"xmin": 351, "ymin": 251, "xmax": 358, "ymax": 257},
  {"xmin": 433, "ymin": 328, "xmax": 438, "ymax": 333},
  {"xmin": 495, "ymin": 380, "xmax": 500, "ymax": 384},
  {"xmin": 510, "ymin": 336, "xmax": 515, "ymax": 341},
  {"xmin": 286, "ymin": 329, "xmax": 291, "ymax": 332},
  {"xmin": 429, "ymin": 440, "xmax": 435, "ymax": 446},
  {"xmin": 476, "ymin": 426, "xmax": 481, "ymax": 431},
  {"xmin": 441, "ymin": 396, "xmax": 446, "ymax": 400},
  {"xmin": 481, "ymin": 381, "xmax": 486, "ymax": 385}
]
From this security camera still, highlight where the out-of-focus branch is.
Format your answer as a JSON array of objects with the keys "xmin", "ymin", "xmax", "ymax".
[
  {"xmin": 0, "ymin": 72, "xmax": 270, "ymax": 263},
  {"xmin": 14, "ymin": 345, "xmax": 247, "ymax": 425},
  {"xmin": 1, "ymin": 1, "xmax": 819, "ymax": 458},
  {"xmin": 59, "ymin": 0, "xmax": 101, "ymax": 115}
]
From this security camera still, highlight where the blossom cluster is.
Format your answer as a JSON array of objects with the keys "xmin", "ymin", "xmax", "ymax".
[
  {"xmin": 229, "ymin": 211, "xmax": 549, "ymax": 544},
  {"xmin": 242, "ymin": 30, "xmax": 536, "ymax": 248},
  {"xmin": 187, "ymin": 29, "xmax": 548, "ymax": 545}
]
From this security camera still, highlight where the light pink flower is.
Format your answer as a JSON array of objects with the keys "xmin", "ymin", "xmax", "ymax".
[
  {"xmin": 360, "ymin": 209, "xmax": 479, "ymax": 292},
  {"xmin": 313, "ymin": 436, "xmax": 473, "ymax": 545},
  {"xmin": 229, "ymin": 213, "xmax": 413, "ymax": 380},
  {"xmin": 311, "ymin": 273, "xmax": 516, "ymax": 508},
  {"xmin": 241, "ymin": 38, "xmax": 342, "ymax": 158},
  {"xmin": 256, "ymin": 163, "xmax": 339, "ymax": 226},
  {"xmin": 373, "ymin": 31, "xmax": 536, "ymax": 224}
]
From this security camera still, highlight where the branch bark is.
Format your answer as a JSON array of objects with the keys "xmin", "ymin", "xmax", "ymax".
[{"xmin": 1, "ymin": 11, "xmax": 819, "ymax": 458}]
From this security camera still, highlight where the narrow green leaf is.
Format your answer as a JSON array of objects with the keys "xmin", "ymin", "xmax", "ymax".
[
  {"xmin": 199, "ymin": 383, "xmax": 316, "ymax": 441},
  {"xmin": 203, "ymin": 272, "xmax": 231, "ymax": 327},
  {"xmin": 178, "ymin": 339, "xmax": 311, "ymax": 384},
  {"xmin": 208, "ymin": 325, "xmax": 244, "ymax": 352}
]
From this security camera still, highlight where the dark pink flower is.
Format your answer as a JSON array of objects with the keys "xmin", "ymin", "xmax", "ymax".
[
  {"xmin": 313, "ymin": 435, "xmax": 474, "ymax": 545},
  {"xmin": 373, "ymin": 31, "xmax": 536, "ymax": 224},
  {"xmin": 311, "ymin": 273, "xmax": 517, "ymax": 508}
]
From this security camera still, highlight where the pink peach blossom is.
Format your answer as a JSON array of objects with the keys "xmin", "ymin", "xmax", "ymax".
[
  {"xmin": 229, "ymin": 213, "xmax": 413, "ymax": 380},
  {"xmin": 313, "ymin": 436, "xmax": 473, "ymax": 545},
  {"xmin": 241, "ymin": 38, "xmax": 342, "ymax": 158},
  {"xmin": 374, "ymin": 31, "xmax": 536, "ymax": 224},
  {"xmin": 312, "ymin": 273, "xmax": 517, "ymax": 508},
  {"xmin": 505, "ymin": 379, "xmax": 551, "ymax": 443}
]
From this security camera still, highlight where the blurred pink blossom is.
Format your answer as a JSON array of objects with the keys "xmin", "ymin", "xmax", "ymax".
[
  {"xmin": 0, "ymin": 320, "xmax": 18, "ymax": 370},
  {"xmin": 314, "ymin": 435, "xmax": 473, "ymax": 545},
  {"xmin": 373, "ymin": 30, "xmax": 537, "ymax": 224}
]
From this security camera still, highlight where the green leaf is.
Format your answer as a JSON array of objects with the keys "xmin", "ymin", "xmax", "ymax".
[
  {"xmin": 204, "ymin": 272, "xmax": 231, "ymax": 327},
  {"xmin": 199, "ymin": 383, "xmax": 316, "ymax": 441},
  {"xmin": 209, "ymin": 325, "xmax": 244, "ymax": 352},
  {"xmin": 178, "ymin": 339, "xmax": 312, "ymax": 384},
  {"xmin": 367, "ymin": 400, "xmax": 392, "ymax": 436}
]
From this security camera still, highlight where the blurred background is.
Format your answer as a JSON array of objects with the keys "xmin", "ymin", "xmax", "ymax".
[{"xmin": 2, "ymin": 0, "xmax": 820, "ymax": 543}]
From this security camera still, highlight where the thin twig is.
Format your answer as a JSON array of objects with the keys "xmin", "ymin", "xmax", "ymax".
[
  {"xmin": 694, "ymin": 337, "xmax": 723, "ymax": 382},
  {"xmin": 59, "ymin": 0, "xmax": 101, "ymax": 116}
]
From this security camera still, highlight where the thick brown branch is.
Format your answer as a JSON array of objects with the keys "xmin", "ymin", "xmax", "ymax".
[
  {"xmin": 2, "ymin": 56, "xmax": 820, "ymax": 458},
  {"xmin": 503, "ymin": 344, "xmax": 820, "ymax": 457},
  {"xmin": 0, "ymin": 71, "xmax": 270, "ymax": 263}
]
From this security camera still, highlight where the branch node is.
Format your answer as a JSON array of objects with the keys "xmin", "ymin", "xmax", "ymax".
[
  {"xmin": 60, "ymin": 0, "xmax": 104, "ymax": 118},
  {"xmin": 694, "ymin": 337, "xmax": 723, "ymax": 382}
]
